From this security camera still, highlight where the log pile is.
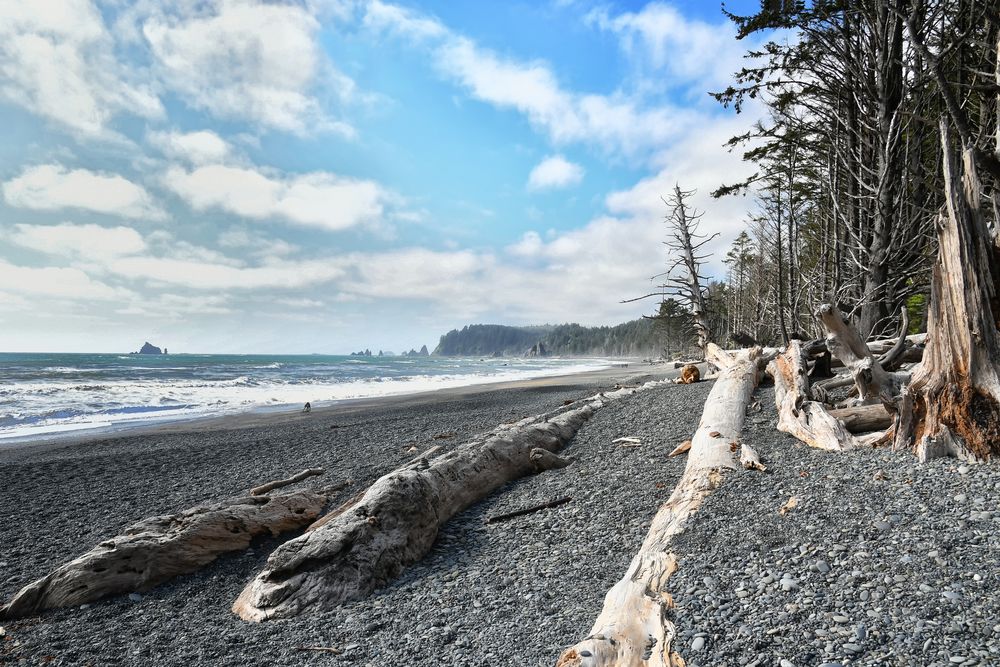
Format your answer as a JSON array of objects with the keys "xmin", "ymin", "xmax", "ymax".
[{"xmin": 234, "ymin": 380, "xmax": 672, "ymax": 621}]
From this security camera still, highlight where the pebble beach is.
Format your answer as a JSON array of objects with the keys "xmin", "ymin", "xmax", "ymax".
[{"xmin": 1, "ymin": 371, "xmax": 997, "ymax": 666}]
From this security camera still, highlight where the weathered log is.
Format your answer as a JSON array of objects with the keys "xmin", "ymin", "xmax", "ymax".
[
  {"xmin": 768, "ymin": 340, "xmax": 859, "ymax": 451},
  {"xmin": 485, "ymin": 496, "xmax": 572, "ymax": 524},
  {"xmin": 677, "ymin": 364, "xmax": 700, "ymax": 384},
  {"xmin": 815, "ymin": 303, "xmax": 907, "ymax": 406},
  {"xmin": 667, "ymin": 440, "xmax": 691, "ymax": 457},
  {"xmin": 894, "ymin": 128, "xmax": 1000, "ymax": 461},
  {"xmin": 739, "ymin": 444, "xmax": 766, "ymax": 471},
  {"xmin": 827, "ymin": 404, "xmax": 893, "ymax": 433},
  {"xmin": 557, "ymin": 345, "xmax": 762, "ymax": 666},
  {"xmin": 530, "ymin": 448, "xmax": 573, "ymax": 471},
  {"xmin": 0, "ymin": 490, "xmax": 333, "ymax": 620},
  {"xmin": 250, "ymin": 468, "xmax": 324, "ymax": 496},
  {"xmin": 233, "ymin": 381, "xmax": 667, "ymax": 621}
]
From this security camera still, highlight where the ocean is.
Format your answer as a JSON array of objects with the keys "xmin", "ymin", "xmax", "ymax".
[{"xmin": 0, "ymin": 352, "xmax": 617, "ymax": 442}]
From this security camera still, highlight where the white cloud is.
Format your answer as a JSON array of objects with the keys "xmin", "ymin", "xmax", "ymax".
[
  {"xmin": 217, "ymin": 227, "xmax": 299, "ymax": 258},
  {"xmin": 141, "ymin": 0, "xmax": 353, "ymax": 135},
  {"xmin": 2, "ymin": 164, "xmax": 166, "ymax": 220},
  {"xmin": 0, "ymin": 0, "xmax": 162, "ymax": 136},
  {"xmin": 10, "ymin": 222, "xmax": 146, "ymax": 259},
  {"xmin": 0, "ymin": 260, "xmax": 131, "ymax": 300},
  {"xmin": 365, "ymin": 2, "xmax": 696, "ymax": 159},
  {"xmin": 527, "ymin": 155, "xmax": 584, "ymax": 191},
  {"xmin": 362, "ymin": 0, "xmax": 446, "ymax": 41},
  {"xmin": 586, "ymin": 3, "xmax": 749, "ymax": 94},
  {"xmin": 163, "ymin": 164, "xmax": 388, "ymax": 231},
  {"xmin": 147, "ymin": 129, "xmax": 231, "ymax": 164}
]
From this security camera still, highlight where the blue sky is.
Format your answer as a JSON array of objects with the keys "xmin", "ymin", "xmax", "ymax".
[{"xmin": 0, "ymin": 0, "xmax": 763, "ymax": 353}]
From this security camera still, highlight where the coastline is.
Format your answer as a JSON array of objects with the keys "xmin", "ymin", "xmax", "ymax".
[
  {"xmin": 1, "ymin": 365, "xmax": 996, "ymax": 666},
  {"xmin": 0, "ymin": 360, "xmax": 666, "ymax": 454}
]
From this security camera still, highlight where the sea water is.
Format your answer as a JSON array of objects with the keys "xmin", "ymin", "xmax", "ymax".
[{"xmin": 0, "ymin": 353, "xmax": 616, "ymax": 442}]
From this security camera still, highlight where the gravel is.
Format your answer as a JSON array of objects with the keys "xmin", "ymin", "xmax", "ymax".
[
  {"xmin": 1, "ymin": 371, "xmax": 700, "ymax": 666},
  {"xmin": 670, "ymin": 386, "xmax": 1000, "ymax": 667},
  {"xmin": 3, "ymin": 377, "xmax": 997, "ymax": 667}
]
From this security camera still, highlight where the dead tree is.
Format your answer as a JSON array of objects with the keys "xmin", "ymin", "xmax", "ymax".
[
  {"xmin": 625, "ymin": 185, "xmax": 718, "ymax": 356},
  {"xmin": 894, "ymin": 126, "xmax": 1000, "ymax": 461}
]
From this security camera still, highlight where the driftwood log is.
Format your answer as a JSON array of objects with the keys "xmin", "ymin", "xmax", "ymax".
[
  {"xmin": 250, "ymin": 468, "xmax": 324, "ymax": 496},
  {"xmin": 0, "ymin": 489, "xmax": 334, "ymax": 620},
  {"xmin": 815, "ymin": 304, "xmax": 908, "ymax": 406},
  {"xmin": 233, "ymin": 382, "xmax": 667, "ymax": 621},
  {"xmin": 895, "ymin": 129, "xmax": 1000, "ymax": 461},
  {"xmin": 768, "ymin": 340, "xmax": 858, "ymax": 451},
  {"xmin": 557, "ymin": 345, "xmax": 762, "ymax": 666},
  {"xmin": 677, "ymin": 364, "xmax": 700, "ymax": 384}
]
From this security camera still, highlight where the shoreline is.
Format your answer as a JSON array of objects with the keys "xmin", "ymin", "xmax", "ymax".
[{"xmin": 0, "ymin": 360, "xmax": 666, "ymax": 454}]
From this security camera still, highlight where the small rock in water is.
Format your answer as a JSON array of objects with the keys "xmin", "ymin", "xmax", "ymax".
[{"xmin": 128, "ymin": 593, "xmax": 143, "ymax": 603}]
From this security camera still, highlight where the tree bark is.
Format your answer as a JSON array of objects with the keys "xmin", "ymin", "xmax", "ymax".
[
  {"xmin": 556, "ymin": 346, "xmax": 762, "ymax": 667},
  {"xmin": 233, "ymin": 383, "xmax": 663, "ymax": 621},
  {"xmin": 894, "ymin": 127, "xmax": 1000, "ymax": 461},
  {"xmin": 0, "ymin": 490, "xmax": 334, "ymax": 620}
]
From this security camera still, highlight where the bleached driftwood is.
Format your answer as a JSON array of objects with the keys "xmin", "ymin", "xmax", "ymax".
[
  {"xmin": 557, "ymin": 345, "xmax": 762, "ymax": 666},
  {"xmin": 250, "ymin": 468, "xmax": 324, "ymax": 495},
  {"xmin": 0, "ymin": 489, "xmax": 333, "ymax": 620},
  {"xmin": 815, "ymin": 304, "xmax": 907, "ymax": 406},
  {"xmin": 739, "ymin": 444, "xmax": 766, "ymax": 471},
  {"xmin": 768, "ymin": 340, "xmax": 859, "ymax": 451},
  {"xmin": 234, "ymin": 381, "xmax": 668, "ymax": 621},
  {"xmin": 530, "ymin": 447, "xmax": 573, "ymax": 471},
  {"xmin": 894, "ymin": 131, "xmax": 1000, "ymax": 461}
]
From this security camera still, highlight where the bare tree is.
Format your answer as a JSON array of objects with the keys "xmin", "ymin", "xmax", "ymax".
[{"xmin": 625, "ymin": 184, "xmax": 718, "ymax": 356}]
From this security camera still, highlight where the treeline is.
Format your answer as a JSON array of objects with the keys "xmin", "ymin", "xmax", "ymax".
[
  {"xmin": 702, "ymin": 0, "xmax": 999, "ymax": 345},
  {"xmin": 432, "ymin": 318, "xmax": 691, "ymax": 357}
]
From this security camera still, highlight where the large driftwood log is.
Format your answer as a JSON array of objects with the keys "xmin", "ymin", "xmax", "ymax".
[
  {"xmin": 814, "ymin": 304, "xmax": 907, "ymax": 406},
  {"xmin": 895, "ymin": 129, "xmax": 1000, "ymax": 461},
  {"xmin": 0, "ymin": 490, "xmax": 333, "ymax": 620},
  {"xmin": 768, "ymin": 340, "xmax": 859, "ymax": 451},
  {"xmin": 557, "ymin": 345, "xmax": 762, "ymax": 666},
  {"xmin": 233, "ymin": 382, "xmax": 666, "ymax": 621}
]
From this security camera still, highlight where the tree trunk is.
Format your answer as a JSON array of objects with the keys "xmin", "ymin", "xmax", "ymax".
[
  {"xmin": 894, "ymin": 127, "xmax": 1000, "ymax": 461},
  {"xmin": 556, "ymin": 345, "xmax": 762, "ymax": 667},
  {"xmin": 233, "ymin": 383, "xmax": 661, "ymax": 621},
  {"xmin": 0, "ymin": 489, "xmax": 335, "ymax": 620}
]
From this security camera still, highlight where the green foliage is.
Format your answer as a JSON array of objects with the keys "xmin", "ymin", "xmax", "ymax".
[{"xmin": 433, "ymin": 319, "xmax": 668, "ymax": 357}]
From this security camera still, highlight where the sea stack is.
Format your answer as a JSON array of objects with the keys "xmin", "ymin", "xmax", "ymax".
[{"xmin": 138, "ymin": 342, "xmax": 164, "ymax": 355}]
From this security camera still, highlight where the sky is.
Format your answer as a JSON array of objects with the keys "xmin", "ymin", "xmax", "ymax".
[{"xmin": 0, "ymin": 0, "xmax": 765, "ymax": 354}]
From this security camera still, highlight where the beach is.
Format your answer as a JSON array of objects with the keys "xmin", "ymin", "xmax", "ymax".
[{"xmin": 1, "ymin": 367, "xmax": 998, "ymax": 666}]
